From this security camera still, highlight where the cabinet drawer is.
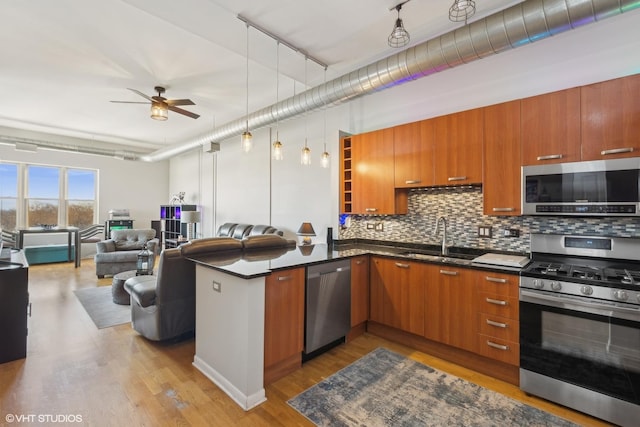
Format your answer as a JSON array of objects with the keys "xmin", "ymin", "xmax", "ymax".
[
  {"xmin": 477, "ymin": 293, "xmax": 518, "ymax": 319},
  {"xmin": 478, "ymin": 313, "xmax": 519, "ymax": 342},
  {"xmin": 476, "ymin": 272, "xmax": 519, "ymax": 297},
  {"xmin": 477, "ymin": 334, "xmax": 519, "ymax": 366}
]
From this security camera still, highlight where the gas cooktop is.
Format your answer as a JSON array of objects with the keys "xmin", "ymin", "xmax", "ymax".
[{"xmin": 523, "ymin": 260, "xmax": 640, "ymax": 289}]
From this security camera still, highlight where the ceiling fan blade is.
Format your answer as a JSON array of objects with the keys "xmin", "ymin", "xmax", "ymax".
[
  {"xmin": 165, "ymin": 98, "xmax": 195, "ymax": 106},
  {"xmin": 110, "ymin": 100, "xmax": 149, "ymax": 104},
  {"xmin": 127, "ymin": 88, "xmax": 154, "ymax": 102},
  {"xmin": 168, "ymin": 105, "xmax": 200, "ymax": 119}
]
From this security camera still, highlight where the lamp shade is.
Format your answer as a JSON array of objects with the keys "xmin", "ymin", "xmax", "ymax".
[
  {"xmin": 180, "ymin": 211, "xmax": 201, "ymax": 224},
  {"xmin": 297, "ymin": 222, "xmax": 316, "ymax": 236}
]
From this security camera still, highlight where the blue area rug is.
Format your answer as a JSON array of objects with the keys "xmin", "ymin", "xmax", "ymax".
[{"xmin": 288, "ymin": 347, "xmax": 578, "ymax": 426}]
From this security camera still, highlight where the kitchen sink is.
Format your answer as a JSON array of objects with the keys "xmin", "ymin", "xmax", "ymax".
[{"xmin": 400, "ymin": 252, "xmax": 474, "ymax": 266}]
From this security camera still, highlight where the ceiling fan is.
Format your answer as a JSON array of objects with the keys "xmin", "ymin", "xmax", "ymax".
[{"xmin": 111, "ymin": 86, "xmax": 200, "ymax": 120}]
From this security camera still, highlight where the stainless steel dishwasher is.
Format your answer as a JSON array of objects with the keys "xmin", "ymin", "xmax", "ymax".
[{"xmin": 304, "ymin": 259, "xmax": 351, "ymax": 358}]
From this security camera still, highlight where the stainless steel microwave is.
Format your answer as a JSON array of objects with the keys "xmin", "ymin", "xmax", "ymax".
[{"xmin": 522, "ymin": 158, "xmax": 640, "ymax": 216}]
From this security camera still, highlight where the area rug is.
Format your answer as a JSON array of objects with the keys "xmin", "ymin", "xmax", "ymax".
[
  {"xmin": 288, "ymin": 347, "xmax": 577, "ymax": 427},
  {"xmin": 74, "ymin": 286, "xmax": 130, "ymax": 329}
]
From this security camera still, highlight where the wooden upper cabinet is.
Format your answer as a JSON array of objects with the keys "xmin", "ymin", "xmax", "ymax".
[
  {"xmin": 483, "ymin": 100, "xmax": 521, "ymax": 216},
  {"xmin": 521, "ymin": 87, "xmax": 581, "ymax": 165},
  {"xmin": 434, "ymin": 108, "xmax": 483, "ymax": 186},
  {"xmin": 352, "ymin": 128, "xmax": 407, "ymax": 215},
  {"xmin": 394, "ymin": 120, "xmax": 435, "ymax": 188},
  {"xmin": 581, "ymin": 74, "xmax": 640, "ymax": 161}
]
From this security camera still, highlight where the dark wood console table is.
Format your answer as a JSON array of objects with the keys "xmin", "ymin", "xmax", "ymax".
[{"xmin": 16, "ymin": 227, "xmax": 80, "ymax": 267}]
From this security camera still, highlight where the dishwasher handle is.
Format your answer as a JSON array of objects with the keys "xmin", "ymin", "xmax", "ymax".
[{"xmin": 307, "ymin": 266, "xmax": 351, "ymax": 279}]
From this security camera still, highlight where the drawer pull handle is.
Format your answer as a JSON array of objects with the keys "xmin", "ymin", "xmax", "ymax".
[
  {"xmin": 395, "ymin": 262, "xmax": 410, "ymax": 269},
  {"xmin": 405, "ymin": 179, "xmax": 421, "ymax": 184},
  {"xmin": 487, "ymin": 340, "xmax": 509, "ymax": 351},
  {"xmin": 355, "ymin": 260, "xmax": 364, "ymax": 265},
  {"xmin": 448, "ymin": 176, "xmax": 467, "ymax": 182},
  {"xmin": 486, "ymin": 297, "xmax": 507, "ymax": 306},
  {"xmin": 492, "ymin": 207, "xmax": 515, "ymax": 212},
  {"xmin": 439, "ymin": 269, "xmax": 458, "ymax": 276},
  {"xmin": 277, "ymin": 275, "xmax": 292, "ymax": 281},
  {"xmin": 365, "ymin": 208, "xmax": 378, "ymax": 212},
  {"xmin": 28, "ymin": 302, "xmax": 32, "ymax": 317},
  {"xmin": 536, "ymin": 154, "xmax": 563, "ymax": 161},
  {"xmin": 485, "ymin": 276, "xmax": 507, "ymax": 284},
  {"xmin": 486, "ymin": 319, "xmax": 507, "ymax": 328},
  {"xmin": 601, "ymin": 147, "xmax": 633, "ymax": 155}
]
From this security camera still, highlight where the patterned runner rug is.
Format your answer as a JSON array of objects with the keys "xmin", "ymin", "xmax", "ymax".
[{"xmin": 288, "ymin": 347, "xmax": 578, "ymax": 426}]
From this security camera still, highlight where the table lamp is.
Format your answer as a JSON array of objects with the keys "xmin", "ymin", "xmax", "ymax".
[
  {"xmin": 181, "ymin": 211, "xmax": 201, "ymax": 241},
  {"xmin": 297, "ymin": 222, "xmax": 316, "ymax": 245}
]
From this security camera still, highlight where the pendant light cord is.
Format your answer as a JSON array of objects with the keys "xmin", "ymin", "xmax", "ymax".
[{"xmin": 245, "ymin": 23, "xmax": 250, "ymax": 132}]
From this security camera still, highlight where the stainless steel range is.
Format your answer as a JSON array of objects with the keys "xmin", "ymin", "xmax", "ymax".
[{"xmin": 519, "ymin": 233, "xmax": 640, "ymax": 427}]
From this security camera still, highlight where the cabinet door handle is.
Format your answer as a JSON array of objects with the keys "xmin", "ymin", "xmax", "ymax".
[
  {"xmin": 536, "ymin": 154, "xmax": 563, "ymax": 161},
  {"xmin": 601, "ymin": 147, "xmax": 634, "ymax": 155},
  {"xmin": 487, "ymin": 340, "xmax": 509, "ymax": 351},
  {"xmin": 492, "ymin": 207, "xmax": 515, "ymax": 212},
  {"xmin": 28, "ymin": 302, "xmax": 32, "ymax": 317},
  {"xmin": 486, "ymin": 319, "xmax": 508, "ymax": 328},
  {"xmin": 447, "ymin": 176, "xmax": 467, "ymax": 182},
  {"xmin": 405, "ymin": 179, "xmax": 421, "ymax": 184},
  {"xmin": 439, "ymin": 269, "xmax": 458, "ymax": 276},
  {"xmin": 277, "ymin": 275, "xmax": 292, "ymax": 281},
  {"xmin": 365, "ymin": 208, "xmax": 378, "ymax": 212},
  {"xmin": 485, "ymin": 276, "xmax": 507, "ymax": 284},
  {"xmin": 486, "ymin": 297, "xmax": 507, "ymax": 306},
  {"xmin": 395, "ymin": 262, "xmax": 410, "ymax": 269}
]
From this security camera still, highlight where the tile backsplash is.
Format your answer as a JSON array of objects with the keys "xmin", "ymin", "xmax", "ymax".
[{"xmin": 338, "ymin": 187, "xmax": 640, "ymax": 254}]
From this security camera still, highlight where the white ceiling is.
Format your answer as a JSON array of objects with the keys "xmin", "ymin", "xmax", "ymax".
[{"xmin": 0, "ymin": 0, "xmax": 522, "ymax": 152}]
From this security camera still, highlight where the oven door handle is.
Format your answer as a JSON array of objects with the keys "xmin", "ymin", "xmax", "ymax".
[{"xmin": 520, "ymin": 289, "xmax": 640, "ymax": 322}]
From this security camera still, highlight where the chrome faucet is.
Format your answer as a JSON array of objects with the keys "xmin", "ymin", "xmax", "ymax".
[{"xmin": 434, "ymin": 216, "xmax": 448, "ymax": 256}]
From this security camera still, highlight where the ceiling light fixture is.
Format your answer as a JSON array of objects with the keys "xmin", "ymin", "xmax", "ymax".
[
  {"xmin": 388, "ymin": 1, "xmax": 411, "ymax": 48},
  {"xmin": 150, "ymin": 100, "xmax": 168, "ymax": 121},
  {"xmin": 241, "ymin": 23, "xmax": 253, "ymax": 153},
  {"xmin": 272, "ymin": 42, "xmax": 283, "ymax": 161},
  {"xmin": 449, "ymin": 0, "xmax": 476, "ymax": 24}
]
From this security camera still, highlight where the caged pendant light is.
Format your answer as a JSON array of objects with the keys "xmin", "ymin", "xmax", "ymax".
[
  {"xmin": 241, "ymin": 23, "xmax": 253, "ymax": 152},
  {"xmin": 449, "ymin": 0, "xmax": 476, "ymax": 24},
  {"xmin": 388, "ymin": 1, "xmax": 411, "ymax": 48},
  {"xmin": 272, "ymin": 42, "xmax": 283, "ymax": 161}
]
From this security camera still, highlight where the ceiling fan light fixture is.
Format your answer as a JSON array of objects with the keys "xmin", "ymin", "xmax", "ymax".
[
  {"xmin": 449, "ymin": 0, "xmax": 476, "ymax": 23},
  {"xmin": 388, "ymin": 4, "xmax": 410, "ymax": 48},
  {"xmin": 150, "ymin": 101, "xmax": 168, "ymax": 121}
]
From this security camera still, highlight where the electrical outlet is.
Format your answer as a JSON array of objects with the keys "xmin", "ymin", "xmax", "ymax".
[
  {"xmin": 477, "ymin": 226, "xmax": 492, "ymax": 238},
  {"xmin": 375, "ymin": 222, "xmax": 384, "ymax": 231},
  {"xmin": 503, "ymin": 228, "xmax": 520, "ymax": 238},
  {"xmin": 366, "ymin": 222, "xmax": 375, "ymax": 230},
  {"xmin": 212, "ymin": 281, "xmax": 221, "ymax": 293}
]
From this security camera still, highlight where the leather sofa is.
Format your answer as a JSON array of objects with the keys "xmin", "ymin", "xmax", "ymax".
[
  {"xmin": 124, "ymin": 234, "xmax": 294, "ymax": 341},
  {"xmin": 216, "ymin": 223, "xmax": 284, "ymax": 239},
  {"xmin": 94, "ymin": 229, "xmax": 159, "ymax": 278}
]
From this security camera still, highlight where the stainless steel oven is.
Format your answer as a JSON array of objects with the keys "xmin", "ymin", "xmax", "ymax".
[{"xmin": 520, "ymin": 234, "xmax": 640, "ymax": 427}]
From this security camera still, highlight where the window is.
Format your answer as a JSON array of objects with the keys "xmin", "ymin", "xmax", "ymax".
[
  {"xmin": 0, "ymin": 163, "xmax": 18, "ymax": 230},
  {"xmin": 0, "ymin": 162, "xmax": 98, "ymax": 230}
]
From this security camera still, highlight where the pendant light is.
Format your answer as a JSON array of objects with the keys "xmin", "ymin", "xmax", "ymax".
[
  {"xmin": 300, "ymin": 57, "xmax": 311, "ymax": 166},
  {"xmin": 241, "ymin": 23, "xmax": 253, "ymax": 152},
  {"xmin": 272, "ymin": 42, "xmax": 283, "ymax": 161},
  {"xmin": 449, "ymin": 0, "xmax": 476, "ymax": 24},
  {"xmin": 388, "ymin": 2, "xmax": 410, "ymax": 48},
  {"xmin": 320, "ymin": 67, "xmax": 330, "ymax": 168}
]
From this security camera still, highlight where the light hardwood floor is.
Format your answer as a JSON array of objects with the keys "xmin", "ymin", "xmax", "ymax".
[{"xmin": 0, "ymin": 259, "xmax": 613, "ymax": 426}]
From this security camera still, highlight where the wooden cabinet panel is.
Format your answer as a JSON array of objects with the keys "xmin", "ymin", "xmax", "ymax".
[
  {"xmin": 477, "ymin": 334, "xmax": 519, "ymax": 365},
  {"xmin": 264, "ymin": 267, "xmax": 304, "ymax": 384},
  {"xmin": 351, "ymin": 256, "xmax": 369, "ymax": 327},
  {"xmin": 424, "ymin": 264, "xmax": 476, "ymax": 352},
  {"xmin": 352, "ymin": 128, "xmax": 408, "ymax": 215},
  {"xmin": 369, "ymin": 257, "xmax": 424, "ymax": 336},
  {"xmin": 394, "ymin": 120, "xmax": 435, "ymax": 188},
  {"xmin": 476, "ymin": 271, "xmax": 520, "ymax": 298},
  {"xmin": 340, "ymin": 137, "xmax": 353, "ymax": 214},
  {"xmin": 478, "ymin": 313, "xmax": 519, "ymax": 342},
  {"xmin": 581, "ymin": 74, "xmax": 640, "ymax": 160},
  {"xmin": 434, "ymin": 108, "xmax": 483, "ymax": 186},
  {"xmin": 483, "ymin": 101, "xmax": 521, "ymax": 216},
  {"xmin": 521, "ymin": 88, "xmax": 581, "ymax": 165}
]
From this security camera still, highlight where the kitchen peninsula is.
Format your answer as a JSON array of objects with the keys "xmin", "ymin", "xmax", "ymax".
[{"xmin": 185, "ymin": 239, "xmax": 527, "ymax": 410}]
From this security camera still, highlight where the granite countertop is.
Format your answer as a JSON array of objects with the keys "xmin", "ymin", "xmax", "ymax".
[{"xmin": 186, "ymin": 239, "xmax": 529, "ymax": 279}]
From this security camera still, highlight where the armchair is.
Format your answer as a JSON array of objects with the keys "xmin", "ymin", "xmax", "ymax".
[{"xmin": 94, "ymin": 229, "xmax": 158, "ymax": 278}]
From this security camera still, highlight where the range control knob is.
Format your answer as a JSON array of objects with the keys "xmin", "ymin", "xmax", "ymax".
[
  {"xmin": 637, "ymin": 293, "xmax": 640, "ymax": 303},
  {"xmin": 580, "ymin": 285, "xmax": 593, "ymax": 296},
  {"xmin": 550, "ymin": 281, "xmax": 562, "ymax": 291},
  {"xmin": 533, "ymin": 279, "xmax": 544, "ymax": 289},
  {"xmin": 613, "ymin": 290, "xmax": 628, "ymax": 301}
]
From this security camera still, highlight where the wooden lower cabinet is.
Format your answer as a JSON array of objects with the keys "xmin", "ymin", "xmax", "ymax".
[
  {"xmin": 263, "ymin": 267, "xmax": 305, "ymax": 385},
  {"xmin": 473, "ymin": 270, "xmax": 520, "ymax": 366},
  {"xmin": 370, "ymin": 257, "xmax": 425, "ymax": 336},
  {"xmin": 351, "ymin": 256, "xmax": 370, "ymax": 328}
]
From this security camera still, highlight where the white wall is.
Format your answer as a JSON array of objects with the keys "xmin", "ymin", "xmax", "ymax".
[{"xmin": 169, "ymin": 9, "xmax": 640, "ymax": 244}]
